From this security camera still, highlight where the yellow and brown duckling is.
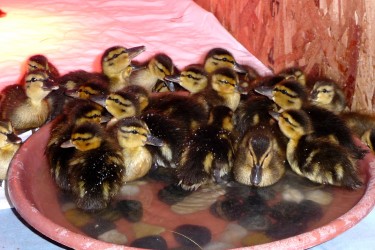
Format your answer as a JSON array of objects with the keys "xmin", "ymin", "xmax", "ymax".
[
  {"xmin": 309, "ymin": 79, "xmax": 347, "ymax": 114},
  {"xmin": 46, "ymin": 100, "xmax": 106, "ymax": 191},
  {"xmin": 233, "ymin": 124, "xmax": 286, "ymax": 187},
  {"xmin": 255, "ymin": 79, "xmax": 368, "ymax": 160},
  {"xmin": 0, "ymin": 120, "xmax": 22, "ymax": 181},
  {"xmin": 26, "ymin": 54, "xmax": 60, "ymax": 78},
  {"xmin": 101, "ymin": 45, "xmax": 146, "ymax": 92},
  {"xmin": 272, "ymin": 109, "xmax": 363, "ymax": 189},
  {"xmin": 121, "ymin": 85, "xmax": 150, "ymax": 111},
  {"xmin": 203, "ymin": 47, "xmax": 247, "ymax": 74},
  {"xmin": 164, "ymin": 64, "xmax": 208, "ymax": 94},
  {"xmin": 129, "ymin": 53, "xmax": 177, "ymax": 92},
  {"xmin": 110, "ymin": 117, "xmax": 163, "ymax": 182},
  {"xmin": 277, "ymin": 67, "xmax": 306, "ymax": 86},
  {"xmin": 0, "ymin": 69, "xmax": 58, "ymax": 132},
  {"xmin": 177, "ymin": 106, "xmax": 235, "ymax": 191},
  {"xmin": 61, "ymin": 121, "xmax": 125, "ymax": 211}
]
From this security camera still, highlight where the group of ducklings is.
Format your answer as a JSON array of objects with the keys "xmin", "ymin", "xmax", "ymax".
[{"xmin": 1, "ymin": 45, "xmax": 373, "ymax": 211}]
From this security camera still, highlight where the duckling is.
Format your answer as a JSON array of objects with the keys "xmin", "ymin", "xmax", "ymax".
[
  {"xmin": 233, "ymin": 125, "xmax": 286, "ymax": 187},
  {"xmin": 61, "ymin": 122, "xmax": 125, "ymax": 211},
  {"xmin": 272, "ymin": 109, "xmax": 362, "ymax": 189},
  {"xmin": 177, "ymin": 106, "xmax": 235, "ymax": 191},
  {"xmin": 65, "ymin": 79, "xmax": 109, "ymax": 100},
  {"xmin": 277, "ymin": 67, "xmax": 306, "ymax": 86},
  {"xmin": 309, "ymin": 79, "xmax": 347, "ymax": 114},
  {"xmin": 193, "ymin": 67, "xmax": 241, "ymax": 112},
  {"xmin": 203, "ymin": 47, "xmax": 247, "ymax": 74},
  {"xmin": 0, "ymin": 120, "xmax": 22, "ymax": 181},
  {"xmin": 26, "ymin": 54, "xmax": 60, "ymax": 78},
  {"xmin": 121, "ymin": 85, "xmax": 150, "ymax": 111},
  {"xmin": 129, "ymin": 53, "xmax": 176, "ymax": 92},
  {"xmin": 46, "ymin": 100, "xmax": 106, "ymax": 191},
  {"xmin": 255, "ymin": 80, "xmax": 367, "ymax": 160},
  {"xmin": 110, "ymin": 117, "xmax": 163, "ymax": 182},
  {"xmin": 0, "ymin": 69, "xmax": 58, "ymax": 132},
  {"xmin": 164, "ymin": 64, "xmax": 208, "ymax": 94}
]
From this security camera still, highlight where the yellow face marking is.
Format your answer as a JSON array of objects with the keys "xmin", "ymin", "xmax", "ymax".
[
  {"xmin": 77, "ymin": 86, "xmax": 98, "ymax": 99},
  {"xmin": 278, "ymin": 113, "xmax": 305, "ymax": 139},
  {"xmin": 211, "ymin": 74, "xmax": 238, "ymax": 94},
  {"xmin": 103, "ymin": 48, "xmax": 132, "ymax": 76},
  {"xmin": 71, "ymin": 132, "xmax": 102, "ymax": 151},
  {"xmin": 150, "ymin": 59, "xmax": 172, "ymax": 79},
  {"xmin": 180, "ymin": 71, "xmax": 208, "ymax": 93},
  {"xmin": 117, "ymin": 126, "xmax": 149, "ymax": 148},
  {"xmin": 106, "ymin": 94, "xmax": 136, "ymax": 119},
  {"xmin": 203, "ymin": 152, "xmax": 214, "ymax": 174},
  {"xmin": 313, "ymin": 85, "xmax": 335, "ymax": 105},
  {"xmin": 222, "ymin": 116, "xmax": 233, "ymax": 131},
  {"xmin": 273, "ymin": 85, "xmax": 302, "ymax": 110},
  {"xmin": 205, "ymin": 54, "xmax": 235, "ymax": 73}
]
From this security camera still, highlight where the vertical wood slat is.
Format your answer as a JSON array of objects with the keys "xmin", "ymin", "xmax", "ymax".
[{"xmin": 194, "ymin": 0, "xmax": 375, "ymax": 112}]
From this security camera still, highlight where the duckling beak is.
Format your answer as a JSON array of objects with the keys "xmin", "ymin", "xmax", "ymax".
[
  {"xmin": 64, "ymin": 88, "xmax": 79, "ymax": 98},
  {"xmin": 100, "ymin": 112, "xmax": 112, "ymax": 123},
  {"xmin": 233, "ymin": 62, "xmax": 248, "ymax": 74},
  {"xmin": 7, "ymin": 133, "xmax": 22, "ymax": 144},
  {"xmin": 164, "ymin": 75, "xmax": 181, "ymax": 84},
  {"xmin": 163, "ymin": 80, "xmax": 176, "ymax": 92},
  {"xmin": 145, "ymin": 134, "xmax": 164, "ymax": 147},
  {"xmin": 235, "ymin": 83, "xmax": 247, "ymax": 95},
  {"xmin": 60, "ymin": 140, "xmax": 75, "ymax": 148},
  {"xmin": 269, "ymin": 110, "xmax": 280, "ymax": 121},
  {"xmin": 126, "ymin": 45, "xmax": 146, "ymax": 60},
  {"xmin": 254, "ymin": 86, "xmax": 273, "ymax": 99},
  {"xmin": 250, "ymin": 164, "xmax": 262, "ymax": 186},
  {"xmin": 130, "ymin": 63, "xmax": 146, "ymax": 72},
  {"xmin": 89, "ymin": 95, "xmax": 107, "ymax": 107},
  {"xmin": 42, "ymin": 77, "xmax": 59, "ymax": 91}
]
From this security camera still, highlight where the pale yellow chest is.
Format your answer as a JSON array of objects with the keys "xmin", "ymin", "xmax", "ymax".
[
  {"xmin": 122, "ymin": 146, "xmax": 153, "ymax": 182},
  {"xmin": 12, "ymin": 99, "xmax": 50, "ymax": 130}
]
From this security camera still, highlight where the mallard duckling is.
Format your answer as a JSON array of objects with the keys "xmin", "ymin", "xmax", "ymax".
[
  {"xmin": 0, "ymin": 69, "xmax": 58, "ymax": 132},
  {"xmin": 110, "ymin": 117, "xmax": 163, "ymax": 182},
  {"xmin": 0, "ymin": 120, "xmax": 22, "ymax": 180},
  {"xmin": 102, "ymin": 45, "xmax": 146, "ymax": 92},
  {"xmin": 177, "ymin": 106, "xmax": 235, "ymax": 190},
  {"xmin": 193, "ymin": 67, "xmax": 241, "ymax": 112},
  {"xmin": 65, "ymin": 79, "xmax": 109, "ymax": 100},
  {"xmin": 272, "ymin": 109, "xmax": 362, "ymax": 189},
  {"xmin": 121, "ymin": 85, "xmax": 150, "ymax": 111},
  {"xmin": 61, "ymin": 122, "xmax": 125, "ymax": 211},
  {"xmin": 26, "ymin": 54, "xmax": 60, "ymax": 78},
  {"xmin": 277, "ymin": 67, "xmax": 306, "ymax": 86},
  {"xmin": 255, "ymin": 80, "xmax": 367, "ymax": 160},
  {"xmin": 233, "ymin": 125, "xmax": 286, "ymax": 187},
  {"xmin": 309, "ymin": 79, "xmax": 347, "ymax": 114},
  {"xmin": 46, "ymin": 100, "xmax": 106, "ymax": 191},
  {"xmin": 203, "ymin": 47, "xmax": 247, "ymax": 74},
  {"xmin": 164, "ymin": 64, "xmax": 208, "ymax": 94},
  {"xmin": 129, "ymin": 53, "xmax": 176, "ymax": 92}
]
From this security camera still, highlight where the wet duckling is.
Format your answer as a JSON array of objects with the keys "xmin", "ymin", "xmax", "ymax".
[
  {"xmin": 46, "ymin": 100, "xmax": 106, "ymax": 191},
  {"xmin": 110, "ymin": 117, "xmax": 163, "ymax": 182},
  {"xmin": 164, "ymin": 64, "xmax": 208, "ymax": 94},
  {"xmin": 193, "ymin": 67, "xmax": 241, "ymax": 112},
  {"xmin": 203, "ymin": 47, "xmax": 247, "ymax": 74},
  {"xmin": 309, "ymin": 79, "xmax": 347, "ymax": 114},
  {"xmin": 0, "ymin": 120, "xmax": 22, "ymax": 181},
  {"xmin": 0, "ymin": 69, "xmax": 58, "ymax": 132},
  {"xmin": 62, "ymin": 122, "xmax": 125, "ymax": 211},
  {"xmin": 101, "ymin": 45, "xmax": 146, "ymax": 92},
  {"xmin": 255, "ymin": 80, "xmax": 367, "ymax": 160},
  {"xmin": 272, "ymin": 109, "xmax": 362, "ymax": 189},
  {"xmin": 233, "ymin": 125, "xmax": 286, "ymax": 187},
  {"xmin": 129, "ymin": 53, "xmax": 176, "ymax": 92},
  {"xmin": 177, "ymin": 106, "xmax": 235, "ymax": 191}
]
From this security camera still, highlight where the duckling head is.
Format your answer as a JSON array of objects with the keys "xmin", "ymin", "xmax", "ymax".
[
  {"xmin": 278, "ymin": 67, "xmax": 306, "ymax": 86},
  {"xmin": 272, "ymin": 109, "xmax": 313, "ymax": 140},
  {"xmin": 204, "ymin": 47, "xmax": 246, "ymax": 74},
  {"xmin": 309, "ymin": 79, "xmax": 347, "ymax": 113},
  {"xmin": 104, "ymin": 91, "xmax": 141, "ymax": 119},
  {"xmin": 101, "ymin": 45, "xmax": 146, "ymax": 78},
  {"xmin": 65, "ymin": 80, "xmax": 108, "ymax": 100},
  {"xmin": 256, "ymin": 80, "xmax": 308, "ymax": 110},
  {"xmin": 27, "ymin": 55, "xmax": 49, "ymax": 72},
  {"xmin": 148, "ymin": 53, "xmax": 175, "ymax": 80},
  {"xmin": 0, "ymin": 120, "xmax": 22, "ymax": 147},
  {"xmin": 165, "ymin": 64, "xmax": 208, "ymax": 94},
  {"xmin": 115, "ymin": 117, "xmax": 163, "ymax": 148},
  {"xmin": 121, "ymin": 85, "xmax": 149, "ymax": 111},
  {"xmin": 24, "ymin": 70, "xmax": 58, "ymax": 101},
  {"xmin": 61, "ymin": 122, "xmax": 104, "ymax": 151},
  {"xmin": 208, "ymin": 105, "xmax": 234, "ymax": 131},
  {"xmin": 210, "ymin": 67, "xmax": 240, "ymax": 95},
  {"xmin": 69, "ymin": 101, "xmax": 105, "ymax": 125}
]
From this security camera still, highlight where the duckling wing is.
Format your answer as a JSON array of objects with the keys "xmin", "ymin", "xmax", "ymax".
[{"xmin": 0, "ymin": 84, "xmax": 27, "ymax": 120}]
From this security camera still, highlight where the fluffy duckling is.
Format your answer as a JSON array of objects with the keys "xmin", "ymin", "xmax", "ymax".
[
  {"xmin": 233, "ymin": 125, "xmax": 286, "ymax": 187},
  {"xmin": 121, "ymin": 85, "xmax": 150, "ymax": 111},
  {"xmin": 203, "ymin": 47, "xmax": 247, "ymax": 74},
  {"xmin": 193, "ymin": 67, "xmax": 241, "ymax": 112},
  {"xmin": 26, "ymin": 54, "xmax": 60, "ymax": 78},
  {"xmin": 129, "ymin": 53, "xmax": 176, "ymax": 92},
  {"xmin": 255, "ymin": 80, "xmax": 367, "ymax": 160},
  {"xmin": 61, "ymin": 122, "xmax": 125, "ymax": 211},
  {"xmin": 272, "ymin": 109, "xmax": 362, "ymax": 189},
  {"xmin": 177, "ymin": 106, "xmax": 235, "ymax": 191},
  {"xmin": 46, "ymin": 100, "xmax": 106, "ymax": 191},
  {"xmin": 309, "ymin": 79, "xmax": 347, "ymax": 114},
  {"xmin": 277, "ymin": 67, "xmax": 306, "ymax": 86},
  {"xmin": 164, "ymin": 64, "xmax": 208, "ymax": 94},
  {"xmin": 110, "ymin": 117, "xmax": 163, "ymax": 182},
  {"xmin": 0, "ymin": 120, "xmax": 22, "ymax": 181},
  {"xmin": 0, "ymin": 69, "xmax": 58, "ymax": 132},
  {"xmin": 65, "ymin": 79, "xmax": 109, "ymax": 100}
]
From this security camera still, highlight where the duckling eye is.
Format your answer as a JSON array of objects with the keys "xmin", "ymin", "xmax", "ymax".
[
  {"xmin": 131, "ymin": 130, "xmax": 138, "ymax": 134},
  {"xmin": 321, "ymin": 89, "xmax": 329, "ymax": 93},
  {"xmin": 27, "ymin": 77, "xmax": 38, "ymax": 83},
  {"xmin": 219, "ymin": 80, "xmax": 229, "ymax": 85},
  {"xmin": 28, "ymin": 64, "xmax": 37, "ymax": 70}
]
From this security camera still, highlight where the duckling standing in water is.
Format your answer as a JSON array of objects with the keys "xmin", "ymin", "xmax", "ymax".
[
  {"xmin": 129, "ymin": 53, "xmax": 176, "ymax": 92},
  {"xmin": 61, "ymin": 122, "xmax": 125, "ymax": 211},
  {"xmin": 0, "ymin": 69, "xmax": 58, "ymax": 132},
  {"xmin": 110, "ymin": 117, "xmax": 163, "ymax": 182},
  {"xmin": 0, "ymin": 120, "xmax": 21, "ymax": 181},
  {"xmin": 255, "ymin": 80, "xmax": 367, "ymax": 160},
  {"xmin": 177, "ymin": 106, "xmax": 235, "ymax": 191},
  {"xmin": 272, "ymin": 109, "xmax": 362, "ymax": 189}
]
